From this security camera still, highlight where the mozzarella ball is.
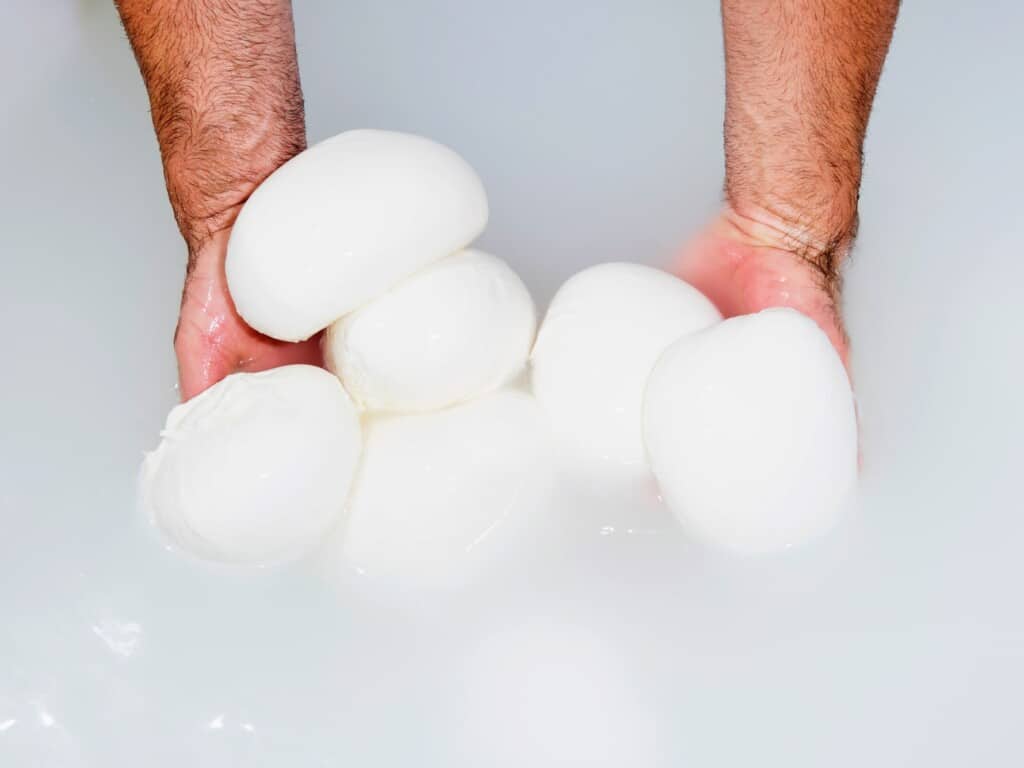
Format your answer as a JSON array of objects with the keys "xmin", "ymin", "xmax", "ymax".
[
  {"xmin": 226, "ymin": 129, "xmax": 489, "ymax": 342},
  {"xmin": 141, "ymin": 366, "xmax": 362, "ymax": 565},
  {"xmin": 643, "ymin": 308, "xmax": 857, "ymax": 553},
  {"xmin": 530, "ymin": 262, "xmax": 721, "ymax": 465},
  {"xmin": 331, "ymin": 390, "xmax": 552, "ymax": 587},
  {"xmin": 324, "ymin": 249, "xmax": 536, "ymax": 412}
]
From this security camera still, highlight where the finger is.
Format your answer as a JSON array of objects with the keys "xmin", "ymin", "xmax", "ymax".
[
  {"xmin": 174, "ymin": 318, "xmax": 236, "ymax": 401},
  {"xmin": 235, "ymin": 334, "xmax": 324, "ymax": 375}
]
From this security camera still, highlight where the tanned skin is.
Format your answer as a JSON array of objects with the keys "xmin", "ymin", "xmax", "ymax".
[{"xmin": 117, "ymin": 0, "xmax": 899, "ymax": 399}]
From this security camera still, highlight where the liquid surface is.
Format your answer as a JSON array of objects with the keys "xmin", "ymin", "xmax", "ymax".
[{"xmin": 2, "ymin": 2, "xmax": 1023, "ymax": 766}]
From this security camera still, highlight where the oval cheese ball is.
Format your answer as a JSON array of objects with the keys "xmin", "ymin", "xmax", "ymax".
[
  {"xmin": 643, "ymin": 308, "xmax": 857, "ymax": 553},
  {"xmin": 226, "ymin": 129, "xmax": 489, "ymax": 341},
  {"xmin": 324, "ymin": 250, "xmax": 536, "ymax": 412},
  {"xmin": 141, "ymin": 365, "xmax": 362, "ymax": 565},
  {"xmin": 332, "ymin": 391, "xmax": 553, "ymax": 587},
  {"xmin": 530, "ymin": 262, "xmax": 721, "ymax": 465}
]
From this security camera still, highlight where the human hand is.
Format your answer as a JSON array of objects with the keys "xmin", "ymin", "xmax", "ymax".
[
  {"xmin": 699, "ymin": 0, "xmax": 898, "ymax": 375},
  {"xmin": 175, "ymin": 229, "xmax": 322, "ymax": 401},
  {"xmin": 115, "ymin": 0, "xmax": 309, "ymax": 401},
  {"xmin": 677, "ymin": 207, "xmax": 851, "ymax": 372}
]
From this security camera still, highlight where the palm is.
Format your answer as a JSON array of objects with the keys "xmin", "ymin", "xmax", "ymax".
[
  {"xmin": 676, "ymin": 214, "xmax": 850, "ymax": 371},
  {"xmin": 174, "ymin": 230, "xmax": 322, "ymax": 401}
]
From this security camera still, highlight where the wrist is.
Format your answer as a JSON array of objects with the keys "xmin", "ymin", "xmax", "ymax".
[
  {"xmin": 723, "ymin": 100, "xmax": 862, "ymax": 269},
  {"xmin": 714, "ymin": 201, "xmax": 858, "ymax": 293},
  {"xmin": 164, "ymin": 125, "xmax": 306, "ymax": 253}
]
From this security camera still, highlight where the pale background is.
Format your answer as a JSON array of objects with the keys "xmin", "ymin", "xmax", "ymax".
[{"xmin": 2, "ymin": 1, "xmax": 1022, "ymax": 765}]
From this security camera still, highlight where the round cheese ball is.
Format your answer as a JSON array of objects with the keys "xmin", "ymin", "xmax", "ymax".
[
  {"xmin": 226, "ymin": 129, "xmax": 489, "ymax": 342},
  {"xmin": 324, "ymin": 249, "xmax": 536, "ymax": 412},
  {"xmin": 332, "ymin": 390, "xmax": 553, "ymax": 587},
  {"xmin": 141, "ymin": 365, "xmax": 362, "ymax": 565},
  {"xmin": 643, "ymin": 308, "xmax": 857, "ymax": 553},
  {"xmin": 530, "ymin": 262, "xmax": 721, "ymax": 465}
]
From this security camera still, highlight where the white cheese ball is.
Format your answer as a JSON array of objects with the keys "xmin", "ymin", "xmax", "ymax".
[
  {"xmin": 332, "ymin": 390, "xmax": 552, "ymax": 587},
  {"xmin": 226, "ymin": 129, "xmax": 489, "ymax": 342},
  {"xmin": 324, "ymin": 249, "xmax": 536, "ymax": 412},
  {"xmin": 530, "ymin": 262, "xmax": 721, "ymax": 465},
  {"xmin": 141, "ymin": 365, "xmax": 362, "ymax": 565},
  {"xmin": 643, "ymin": 308, "xmax": 857, "ymax": 553}
]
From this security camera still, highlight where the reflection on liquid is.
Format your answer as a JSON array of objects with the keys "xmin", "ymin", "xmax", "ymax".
[{"xmin": 90, "ymin": 619, "xmax": 142, "ymax": 659}]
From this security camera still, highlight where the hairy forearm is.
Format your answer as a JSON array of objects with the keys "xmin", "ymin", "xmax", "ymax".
[
  {"xmin": 115, "ymin": 0, "xmax": 305, "ymax": 252},
  {"xmin": 720, "ymin": 0, "xmax": 898, "ymax": 270}
]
